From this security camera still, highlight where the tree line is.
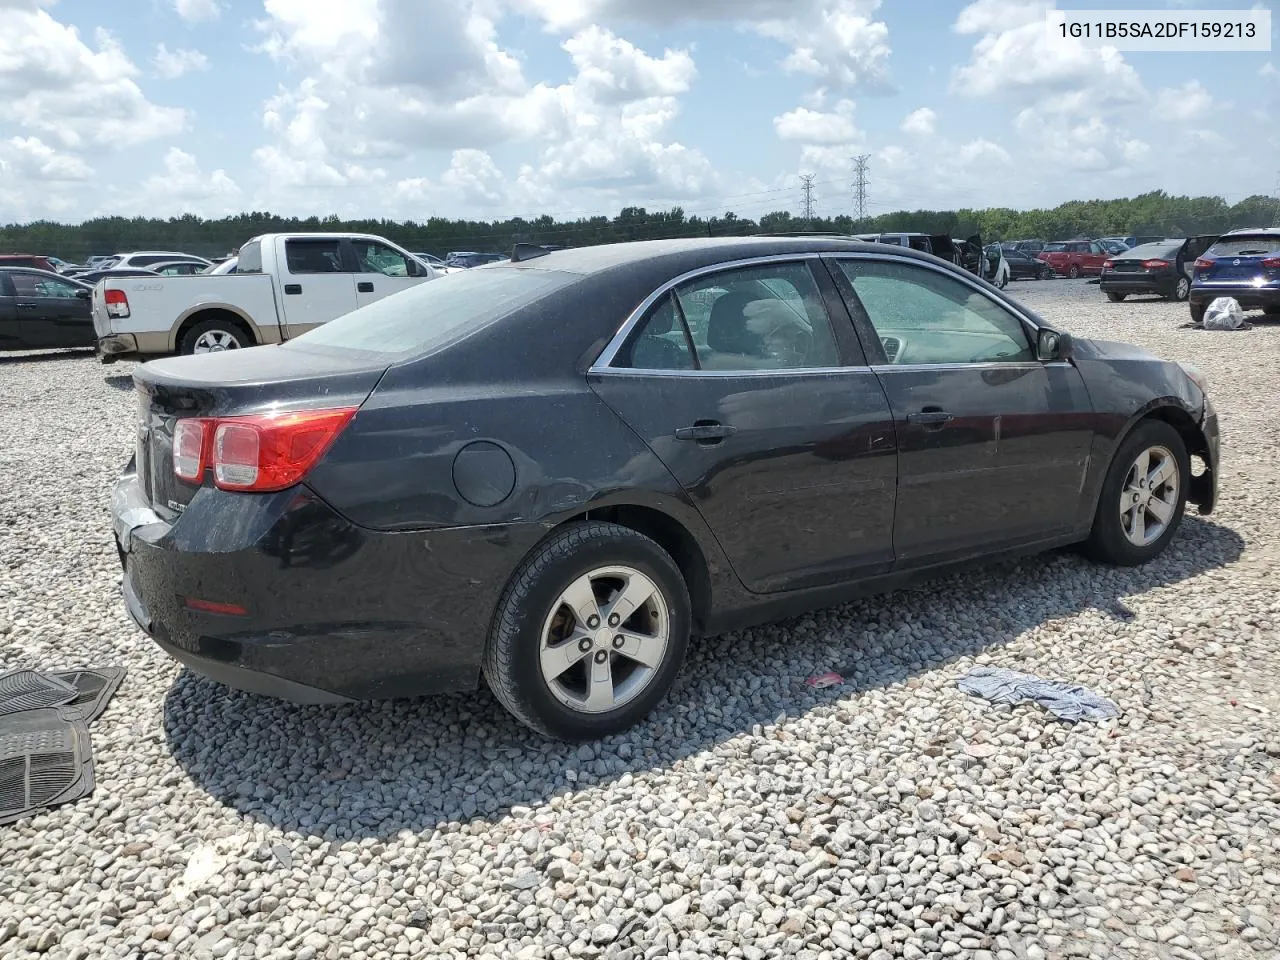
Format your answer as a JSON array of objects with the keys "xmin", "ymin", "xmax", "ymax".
[{"xmin": 3, "ymin": 191, "xmax": 1277, "ymax": 262}]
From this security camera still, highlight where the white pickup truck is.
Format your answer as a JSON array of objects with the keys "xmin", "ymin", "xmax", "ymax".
[{"xmin": 92, "ymin": 232, "xmax": 439, "ymax": 361}]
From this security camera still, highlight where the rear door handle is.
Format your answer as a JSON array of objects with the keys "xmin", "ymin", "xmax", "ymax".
[
  {"xmin": 284, "ymin": 284, "xmax": 302, "ymax": 295},
  {"xmin": 907, "ymin": 409, "xmax": 954, "ymax": 428},
  {"xmin": 16, "ymin": 302, "xmax": 37, "ymax": 309},
  {"xmin": 357, "ymin": 281, "xmax": 375, "ymax": 293},
  {"xmin": 674, "ymin": 421, "xmax": 737, "ymax": 444}
]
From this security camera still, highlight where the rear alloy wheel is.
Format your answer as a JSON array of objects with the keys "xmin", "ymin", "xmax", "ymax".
[
  {"xmin": 1084, "ymin": 420, "xmax": 1189, "ymax": 566},
  {"xmin": 1068, "ymin": 264, "xmax": 1081, "ymax": 279},
  {"xmin": 483, "ymin": 521, "xmax": 690, "ymax": 740},
  {"xmin": 1171, "ymin": 277, "xmax": 1191, "ymax": 302},
  {"xmin": 1106, "ymin": 292, "xmax": 1126, "ymax": 302}
]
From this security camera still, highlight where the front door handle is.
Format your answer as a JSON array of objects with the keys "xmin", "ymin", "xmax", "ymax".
[
  {"xmin": 284, "ymin": 283, "xmax": 302, "ymax": 295},
  {"xmin": 16, "ymin": 302, "xmax": 38, "ymax": 309},
  {"xmin": 674, "ymin": 421, "xmax": 737, "ymax": 444},
  {"xmin": 907, "ymin": 409, "xmax": 954, "ymax": 429},
  {"xmin": 357, "ymin": 281, "xmax": 375, "ymax": 293}
]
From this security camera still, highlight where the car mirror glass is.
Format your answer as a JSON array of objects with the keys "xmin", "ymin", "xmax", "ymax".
[{"xmin": 1037, "ymin": 328, "xmax": 1072, "ymax": 361}]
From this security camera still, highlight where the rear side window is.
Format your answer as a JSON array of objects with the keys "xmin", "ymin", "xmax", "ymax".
[
  {"xmin": 286, "ymin": 267, "xmax": 579, "ymax": 358},
  {"xmin": 237, "ymin": 241, "xmax": 263, "ymax": 273},
  {"xmin": 285, "ymin": 239, "xmax": 344, "ymax": 274},
  {"xmin": 1207, "ymin": 235, "xmax": 1280, "ymax": 257},
  {"xmin": 1043, "ymin": 243, "xmax": 1066, "ymax": 252}
]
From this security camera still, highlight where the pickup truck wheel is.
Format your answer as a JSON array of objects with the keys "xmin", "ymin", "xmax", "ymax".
[
  {"xmin": 180, "ymin": 317, "xmax": 251, "ymax": 355},
  {"xmin": 1068, "ymin": 264, "xmax": 1081, "ymax": 279}
]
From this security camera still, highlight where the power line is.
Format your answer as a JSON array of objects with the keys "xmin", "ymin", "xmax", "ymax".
[
  {"xmin": 851, "ymin": 154, "xmax": 870, "ymax": 226},
  {"xmin": 799, "ymin": 174, "xmax": 816, "ymax": 227}
]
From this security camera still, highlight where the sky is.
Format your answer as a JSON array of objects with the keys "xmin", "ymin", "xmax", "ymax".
[{"xmin": 0, "ymin": 0, "xmax": 1277, "ymax": 225}]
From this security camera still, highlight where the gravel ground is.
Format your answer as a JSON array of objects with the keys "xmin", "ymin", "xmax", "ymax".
[{"xmin": 1, "ymin": 279, "xmax": 1278, "ymax": 960}]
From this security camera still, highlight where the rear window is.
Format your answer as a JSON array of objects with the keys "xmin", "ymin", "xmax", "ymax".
[
  {"xmin": 1207, "ymin": 234, "xmax": 1280, "ymax": 257},
  {"xmin": 286, "ymin": 267, "xmax": 579, "ymax": 358},
  {"xmin": 238, "ymin": 241, "xmax": 263, "ymax": 274},
  {"xmin": 1126, "ymin": 242, "xmax": 1182, "ymax": 258}
]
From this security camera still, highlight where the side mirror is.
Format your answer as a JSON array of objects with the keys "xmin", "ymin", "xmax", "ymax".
[
  {"xmin": 76, "ymin": 288, "xmax": 90, "ymax": 299},
  {"xmin": 1037, "ymin": 328, "xmax": 1072, "ymax": 362}
]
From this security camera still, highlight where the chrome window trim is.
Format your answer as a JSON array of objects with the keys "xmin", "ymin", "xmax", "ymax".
[
  {"xmin": 590, "ymin": 365, "xmax": 874, "ymax": 380},
  {"xmin": 871, "ymin": 361, "xmax": 1046, "ymax": 374},
  {"xmin": 589, "ymin": 253, "xmax": 830, "ymax": 373}
]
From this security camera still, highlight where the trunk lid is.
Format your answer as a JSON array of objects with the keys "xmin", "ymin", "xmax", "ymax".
[{"xmin": 131, "ymin": 344, "xmax": 387, "ymax": 518}]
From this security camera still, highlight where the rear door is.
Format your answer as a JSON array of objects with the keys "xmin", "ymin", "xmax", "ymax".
[
  {"xmin": 9, "ymin": 271, "xmax": 93, "ymax": 348},
  {"xmin": 827, "ymin": 254, "xmax": 1094, "ymax": 566},
  {"xmin": 347, "ymin": 238, "xmax": 428, "ymax": 309},
  {"xmin": 1180, "ymin": 235, "xmax": 1218, "ymax": 278},
  {"xmin": 1084, "ymin": 242, "xmax": 1110, "ymax": 273},
  {"xmin": 278, "ymin": 237, "xmax": 359, "ymax": 338},
  {"xmin": 588, "ymin": 256, "xmax": 899, "ymax": 594}
]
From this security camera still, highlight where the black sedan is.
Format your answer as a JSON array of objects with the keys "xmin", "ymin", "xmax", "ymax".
[
  {"xmin": 1003, "ymin": 249, "xmax": 1054, "ymax": 280},
  {"xmin": 112, "ymin": 237, "xmax": 1219, "ymax": 740},
  {"xmin": 1100, "ymin": 236, "xmax": 1218, "ymax": 303},
  {"xmin": 0, "ymin": 267, "xmax": 94, "ymax": 350}
]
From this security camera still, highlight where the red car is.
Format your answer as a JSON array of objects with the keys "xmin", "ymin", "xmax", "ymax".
[
  {"xmin": 1037, "ymin": 240, "xmax": 1110, "ymax": 279},
  {"xmin": 0, "ymin": 254, "xmax": 58, "ymax": 273}
]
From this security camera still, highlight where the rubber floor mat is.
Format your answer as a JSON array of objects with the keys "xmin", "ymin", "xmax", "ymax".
[
  {"xmin": 0, "ymin": 707, "xmax": 94, "ymax": 826},
  {"xmin": 0, "ymin": 670, "xmax": 77, "ymax": 717},
  {"xmin": 48, "ymin": 668, "xmax": 127, "ymax": 724}
]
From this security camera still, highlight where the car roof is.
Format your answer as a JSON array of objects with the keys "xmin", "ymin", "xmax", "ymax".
[
  {"xmin": 0, "ymin": 266, "xmax": 88, "ymax": 282},
  {"xmin": 497, "ymin": 235, "xmax": 944, "ymax": 279},
  {"xmin": 1220, "ymin": 226, "xmax": 1280, "ymax": 236}
]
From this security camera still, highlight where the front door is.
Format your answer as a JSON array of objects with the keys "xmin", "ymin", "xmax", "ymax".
[
  {"xmin": 8, "ymin": 271, "xmax": 94, "ymax": 348},
  {"xmin": 279, "ymin": 237, "xmax": 359, "ymax": 338},
  {"xmin": 589, "ymin": 258, "xmax": 899, "ymax": 594},
  {"xmin": 827, "ymin": 256, "xmax": 1095, "ymax": 567},
  {"xmin": 348, "ymin": 238, "xmax": 428, "ymax": 309}
]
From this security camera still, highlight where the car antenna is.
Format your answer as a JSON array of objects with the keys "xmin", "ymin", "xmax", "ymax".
[{"xmin": 511, "ymin": 243, "xmax": 551, "ymax": 263}]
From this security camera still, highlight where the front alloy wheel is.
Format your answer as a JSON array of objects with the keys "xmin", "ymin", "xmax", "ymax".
[
  {"xmin": 1119, "ymin": 446, "xmax": 1180, "ymax": 547},
  {"xmin": 1084, "ymin": 420, "xmax": 1189, "ymax": 566}
]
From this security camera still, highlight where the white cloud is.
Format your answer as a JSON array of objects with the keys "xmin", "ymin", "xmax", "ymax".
[
  {"xmin": 951, "ymin": 0, "xmax": 1143, "ymax": 108},
  {"xmin": 0, "ymin": 9, "xmax": 186, "ymax": 151},
  {"xmin": 774, "ymin": 102, "xmax": 860, "ymax": 144},
  {"xmin": 152, "ymin": 43, "xmax": 209, "ymax": 79},
  {"xmin": 121, "ymin": 148, "xmax": 241, "ymax": 218},
  {"xmin": 172, "ymin": 0, "xmax": 221, "ymax": 22},
  {"xmin": 900, "ymin": 107, "xmax": 936, "ymax": 136},
  {"xmin": 249, "ymin": 2, "xmax": 721, "ymax": 214},
  {"xmin": 1260, "ymin": 62, "xmax": 1278, "ymax": 78},
  {"xmin": 1154, "ymin": 81, "xmax": 1213, "ymax": 122},
  {"xmin": 0, "ymin": 136, "xmax": 93, "ymax": 181}
]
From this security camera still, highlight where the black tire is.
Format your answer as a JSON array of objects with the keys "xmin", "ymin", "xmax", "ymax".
[
  {"xmin": 1068, "ymin": 264, "xmax": 1081, "ymax": 279},
  {"xmin": 482, "ymin": 521, "xmax": 691, "ymax": 740},
  {"xmin": 1263, "ymin": 306, "xmax": 1280, "ymax": 317},
  {"xmin": 1040, "ymin": 267, "xmax": 1054, "ymax": 280},
  {"xmin": 1106, "ymin": 292, "xmax": 1126, "ymax": 302},
  {"xmin": 1189, "ymin": 302, "xmax": 1206, "ymax": 325},
  {"xmin": 179, "ymin": 315, "xmax": 252, "ymax": 356},
  {"xmin": 1083, "ymin": 420, "xmax": 1189, "ymax": 567},
  {"xmin": 1169, "ymin": 276, "xmax": 1191, "ymax": 302}
]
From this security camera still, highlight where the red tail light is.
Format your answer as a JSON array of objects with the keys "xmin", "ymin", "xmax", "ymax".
[
  {"xmin": 1141, "ymin": 259, "xmax": 1169, "ymax": 269},
  {"xmin": 1102, "ymin": 259, "xmax": 1114, "ymax": 270},
  {"xmin": 170, "ymin": 407, "xmax": 356, "ymax": 492},
  {"xmin": 1193, "ymin": 258, "xmax": 1214, "ymax": 271},
  {"xmin": 184, "ymin": 598, "xmax": 249, "ymax": 616},
  {"xmin": 104, "ymin": 288, "xmax": 130, "ymax": 318},
  {"xmin": 1262, "ymin": 256, "xmax": 1280, "ymax": 268}
]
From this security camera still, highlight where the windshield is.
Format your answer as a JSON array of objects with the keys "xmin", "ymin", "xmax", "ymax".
[
  {"xmin": 1206, "ymin": 235, "xmax": 1280, "ymax": 257},
  {"xmin": 286, "ymin": 266, "xmax": 580, "ymax": 358}
]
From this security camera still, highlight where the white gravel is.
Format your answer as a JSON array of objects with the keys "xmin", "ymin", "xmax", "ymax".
[{"xmin": 1, "ymin": 279, "xmax": 1278, "ymax": 960}]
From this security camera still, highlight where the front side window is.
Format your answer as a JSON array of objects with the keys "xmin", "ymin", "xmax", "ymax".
[
  {"xmin": 285, "ymin": 239, "xmax": 344, "ymax": 274},
  {"xmin": 837, "ymin": 260, "xmax": 1033, "ymax": 366},
  {"xmin": 351, "ymin": 239, "xmax": 413, "ymax": 277}
]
